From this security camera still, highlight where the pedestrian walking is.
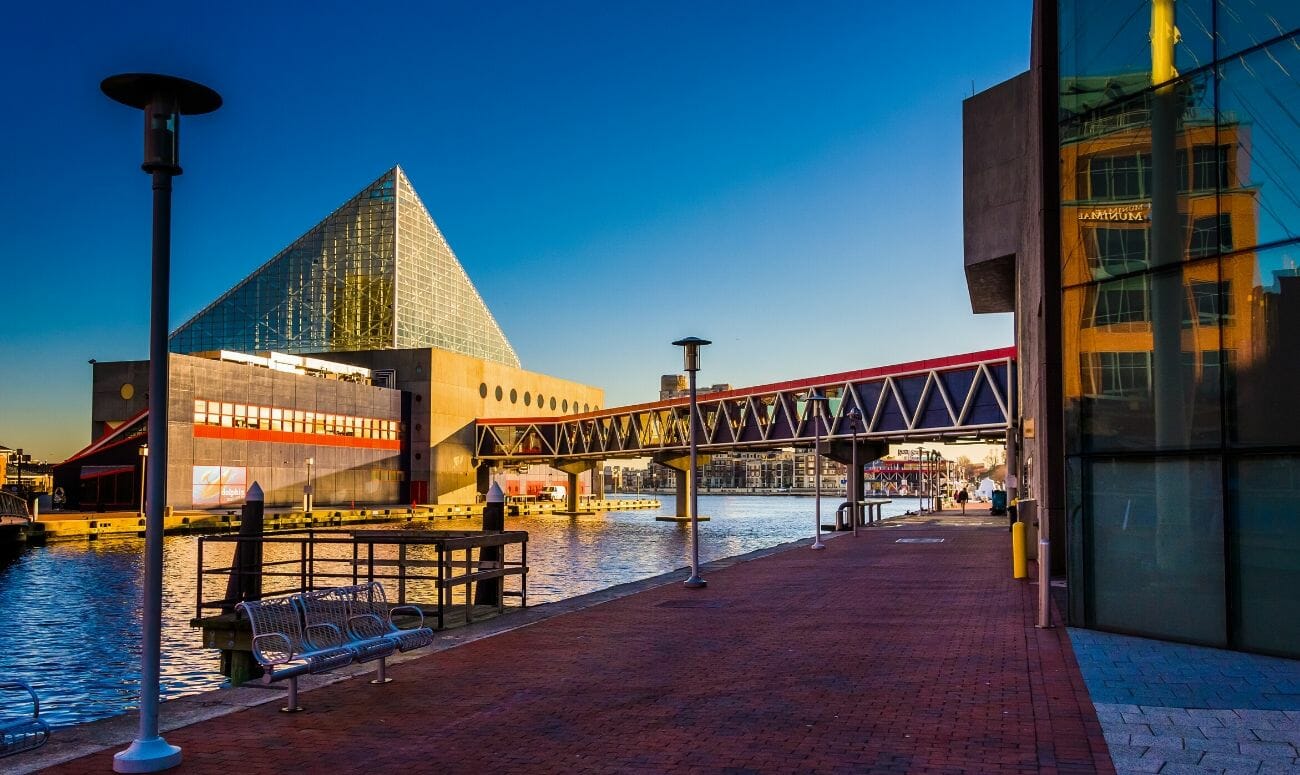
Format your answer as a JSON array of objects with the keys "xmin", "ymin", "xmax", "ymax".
[{"xmin": 955, "ymin": 486, "xmax": 969, "ymax": 515}]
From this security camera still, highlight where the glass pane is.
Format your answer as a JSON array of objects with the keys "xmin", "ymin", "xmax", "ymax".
[
  {"xmin": 1228, "ymin": 244, "xmax": 1300, "ymax": 446},
  {"xmin": 1085, "ymin": 457, "xmax": 1225, "ymax": 645},
  {"xmin": 1231, "ymin": 456, "xmax": 1300, "ymax": 655},
  {"xmin": 1216, "ymin": 39, "xmax": 1300, "ymax": 250},
  {"xmin": 1217, "ymin": 2, "xmax": 1300, "ymax": 59},
  {"xmin": 1061, "ymin": 80, "xmax": 1221, "ymax": 292},
  {"xmin": 1063, "ymin": 258, "xmax": 1223, "ymax": 454},
  {"xmin": 1060, "ymin": 0, "xmax": 1213, "ymax": 91}
]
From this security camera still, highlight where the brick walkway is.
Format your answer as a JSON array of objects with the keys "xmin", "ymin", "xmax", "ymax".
[{"xmin": 45, "ymin": 516, "xmax": 1112, "ymax": 774}]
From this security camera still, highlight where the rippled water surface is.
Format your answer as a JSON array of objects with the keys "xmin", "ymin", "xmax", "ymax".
[{"xmin": 0, "ymin": 494, "xmax": 918, "ymax": 727}]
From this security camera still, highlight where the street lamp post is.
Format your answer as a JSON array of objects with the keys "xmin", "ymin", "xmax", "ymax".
[
  {"xmin": 805, "ymin": 389, "xmax": 829, "ymax": 550},
  {"xmin": 672, "ymin": 336, "xmax": 711, "ymax": 589},
  {"xmin": 102, "ymin": 72, "xmax": 221, "ymax": 774},
  {"xmin": 137, "ymin": 445, "xmax": 149, "ymax": 518},
  {"xmin": 304, "ymin": 457, "xmax": 315, "ymax": 513},
  {"xmin": 847, "ymin": 408, "xmax": 861, "ymax": 537}
]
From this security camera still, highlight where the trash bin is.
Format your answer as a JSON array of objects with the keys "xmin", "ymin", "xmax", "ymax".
[{"xmin": 990, "ymin": 490, "xmax": 1008, "ymax": 516}]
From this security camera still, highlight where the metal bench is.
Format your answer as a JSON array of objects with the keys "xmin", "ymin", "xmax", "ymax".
[
  {"xmin": 337, "ymin": 581, "xmax": 435, "ymax": 655},
  {"xmin": 297, "ymin": 585, "xmax": 398, "ymax": 684},
  {"xmin": 1, "ymin": 680, "xmax": 50, "ymax": 758},
  {"xmin": 236, "ymin": 595, "xmax": 355, "ymax": 712}
]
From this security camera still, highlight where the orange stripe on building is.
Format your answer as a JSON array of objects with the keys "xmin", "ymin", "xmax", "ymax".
[{"xmin": 193, "ymin": 424, "xmax": 402, "ymax": 451}]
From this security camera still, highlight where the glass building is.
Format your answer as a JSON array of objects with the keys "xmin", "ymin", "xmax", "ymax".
[
  {"xmin": 169, "ymin": 166, "xmax": 520, "ymax": 368},
  {"xmin": 1058, "ymin": 2, "xmax": 1300, "ymax": 655}
]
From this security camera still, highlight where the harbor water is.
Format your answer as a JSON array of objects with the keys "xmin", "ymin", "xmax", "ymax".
[{"xmin": 0, "ymin": 494, "xmax": 920, "ymax": 728}]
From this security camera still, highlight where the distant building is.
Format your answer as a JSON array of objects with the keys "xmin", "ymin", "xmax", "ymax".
[
  {"xmin": 659, "ymin": 375, "xmax": 732, "ymax": 400},
  {"xmin": 61, "ymin": 168, "xmax": 602, "ymax": 509}
]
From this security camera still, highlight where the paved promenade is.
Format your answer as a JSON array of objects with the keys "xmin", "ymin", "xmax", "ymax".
[{"xmin": 42, "ymin": 512, "xmax": 1111, "ymax": 774}]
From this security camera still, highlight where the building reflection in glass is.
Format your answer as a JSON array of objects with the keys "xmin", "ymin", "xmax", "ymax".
[{"xmin": 1059, "ymin": 2, "xmax": 1300, "ymax": 655}]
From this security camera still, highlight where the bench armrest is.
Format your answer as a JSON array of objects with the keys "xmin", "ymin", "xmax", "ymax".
[
  {"xmin": 0, "ymin": 680, "xmax": 40, "ymax": 717},
  {"xmin": 389, "ymin": 605, "xmax": 425, "ymax": 630},
  {"xmin": 250, "ymin": 633, "xmax": 295, "ymax": 666},
  {"xmin": 347, "ymin": 613, "xmax": 387, "ymax": 637}
]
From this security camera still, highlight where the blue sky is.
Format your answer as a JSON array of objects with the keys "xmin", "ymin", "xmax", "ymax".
[{"xmin": 0, "ymin": 1, "xmax": 1027, "ymax": 460}]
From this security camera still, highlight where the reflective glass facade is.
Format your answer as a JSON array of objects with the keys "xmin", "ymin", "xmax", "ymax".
[
  {"xmin": 1060, "ymin": 1, "xmax": 1300, "ymax": 654},
  {"xmin": 170, "ymin": 167, "xmax": 520, "ymax": 368}
]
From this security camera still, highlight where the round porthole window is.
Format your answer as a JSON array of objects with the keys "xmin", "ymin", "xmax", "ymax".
[
  {"xmin": 479, "ymin": 383, "xmax": 488, "ymax": 398},
  {"xmin": 510, "ymin": 389, "xmax": 518, "ymax": 404},
  {"xmin": 550, "ymin": 397, "xmax": 557, "ymax": 410},
  {"xmin": 524, "ymin": 392, "xmax": 532, "ymax": 407},
  {"xmin": 495, "ymin": 386, "xmax": 503, "ymax": 401},
  {"xmin": 583, "ymin": 403, "xmax": 590, "ymax": 412},
  {"xmin": 562, "ymin": 400, "xmax": 569, "ymax": 412}
]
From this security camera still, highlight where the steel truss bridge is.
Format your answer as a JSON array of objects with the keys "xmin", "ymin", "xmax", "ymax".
[{"xmin": 475, "ymin": 347, "xmax": 1016, "ymax": 464}]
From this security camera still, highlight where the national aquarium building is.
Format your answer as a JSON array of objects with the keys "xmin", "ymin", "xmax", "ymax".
[
  {"xmin": 59, "ymin": 167, "xmax": 602, "ymax": 510},
  {"xmin": 964, "ymin": 2, "xmax": 1300, "ymax": 657}
]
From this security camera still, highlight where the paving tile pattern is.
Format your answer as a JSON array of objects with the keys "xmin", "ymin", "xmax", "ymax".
[
  {"xmin": 46, "ymin": 522, "xmax": 1112, "ymax": 774},
  {"xmin": 1070, "ymin": 630, "xmax": 1300, "ymax": 774}
]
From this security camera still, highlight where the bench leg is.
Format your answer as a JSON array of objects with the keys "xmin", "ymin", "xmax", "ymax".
[
  {"xmin": 370, "ymin": 657, "xmax": 393, "ymax": 685},
  {"xmin": 281, "ymin": 676, "xmax": 304, "ymax": 713}
]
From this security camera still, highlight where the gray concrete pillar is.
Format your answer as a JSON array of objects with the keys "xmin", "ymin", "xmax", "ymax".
[
  {"xmin": 674, "ymin": 468, "xmax": 688, "ymax": 519},
  {"xmin": 565, "ymin": 471, "xmax": 579, "ymax": 514}
]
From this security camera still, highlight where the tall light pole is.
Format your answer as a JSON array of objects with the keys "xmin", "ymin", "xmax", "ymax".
[
  {"xmin": 103, "ymin": 72, "xmax": 221, "ymax": 774},
  {"xmin": 304, "ymin": 456, "xmax": 315, "ymax": 513},
  {"xmin": 137, "ymin": 444, "xmax": 149, "ymax": 518},
  {"xmin": 805, "ymin": 389, "xmax": 829, "ymax": 550},
  {"xmin": 672, "ymin": 336, "xmax": 710, "ymax": 588},
  {"xmin": 847, "ymin": 408, "xmax": 861, "ymax": 537}
]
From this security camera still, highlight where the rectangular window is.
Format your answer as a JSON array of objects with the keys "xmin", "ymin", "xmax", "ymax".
[
  {"xmin": 1182, "ymin": 280, "xmax": 1233, "ymax": 327},
  {"xmin": 1087, "ymin": 227, "xmax": 1149, "ymax": 276},
  {"xmin": 1191, "ymin": 145, "xmax": 1230, "ymax": 191},
  {"xmin": 1187, "ymin": 214, "xmax": 1233, "ymax": 259},
  {"xmin": 1088, "ymin": 152, "xmax": 1151, "ymax": 200},
  {"xmin": 1081, "ymin": 351, "xmax": 1152, "ymax": 397},
  {"xmin": 1087, "ymin": 276, "xmax": 1149, "ymax": 326}
]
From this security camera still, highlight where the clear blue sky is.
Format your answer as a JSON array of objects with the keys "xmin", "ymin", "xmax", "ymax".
[{"xmin": 0, "ymin": 1, "xmax": 1027, "ymax": 460}]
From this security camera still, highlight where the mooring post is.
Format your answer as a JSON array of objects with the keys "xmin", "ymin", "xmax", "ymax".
[
  {"xmin": 224, "ymin": 483, "xmax": 265, "ymax": 611},
  {"xmin": 474, "ymin": 482, "xmax": 505, "ymax": 606},
  {"xmin": 224, "ymin": 483, "xmax": 265, "ymax": 688}
]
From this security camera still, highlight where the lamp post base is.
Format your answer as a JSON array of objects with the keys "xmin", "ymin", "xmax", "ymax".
[
  {"xmin": 810, "ymin": 540, "xmax": 826, "ymax": 550},
  {"xmin": 113, "ymin": 737, "xmax": 182, "ymax": 773},
  {"xmin": 683, "ymin": 575, "xmax": 708, "ymax": 588}
]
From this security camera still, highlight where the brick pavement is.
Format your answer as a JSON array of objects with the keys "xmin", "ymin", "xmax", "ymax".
[{"xmin": 43, "ymin": 516, "xmax": 1112, "ymax": 774}]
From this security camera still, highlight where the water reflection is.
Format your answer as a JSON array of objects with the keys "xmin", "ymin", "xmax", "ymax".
[{"xmin": 0, "ymin": 495, "xmax": 918, "ymax": 727}]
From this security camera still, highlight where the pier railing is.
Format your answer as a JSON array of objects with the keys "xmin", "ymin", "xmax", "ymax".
[{"xmin": 196, "ymin": 529, "xmax": 528, "ymax": 630}]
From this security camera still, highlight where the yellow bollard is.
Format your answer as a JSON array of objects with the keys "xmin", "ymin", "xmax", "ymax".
[{"xmin": 1011, "ymin": 521, "xmax": 1027, "ymax": 579}]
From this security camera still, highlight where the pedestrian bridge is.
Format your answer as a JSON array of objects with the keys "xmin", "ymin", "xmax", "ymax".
[{"xmin": 475, "ymin": 347, "xmax": 1015, "ymax": 465}]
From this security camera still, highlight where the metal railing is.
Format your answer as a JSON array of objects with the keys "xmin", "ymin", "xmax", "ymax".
[
  {"xmin": 197, "ymin": 529, "xmax": 528, "ymax": 630},
  {"xmin": 0, "ymin": 491, "xmax": 30, "ymax": 519}
]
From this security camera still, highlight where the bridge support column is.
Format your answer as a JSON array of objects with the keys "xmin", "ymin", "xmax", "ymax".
[
  {"xmin": 826, "ymin": 440, "xmax": 888, "ymax": 529},
  {"xmin": 553, "ymin": 460, "xmax": 598, "ymax": 514},
  {"xmin": 651, "ymin": 453, "xmax": 712, "ymax": 521}
]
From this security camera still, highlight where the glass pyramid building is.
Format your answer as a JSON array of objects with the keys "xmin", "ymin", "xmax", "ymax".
[{"xmin": 169, "ymin": 166, "xmax": 520, "ymax": 368}]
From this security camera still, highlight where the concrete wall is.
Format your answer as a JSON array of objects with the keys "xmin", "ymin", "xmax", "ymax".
[
  {"xmin": 962, "ymin": 72, "xmax": 1032, "ymax": 315},
  {"xmin": 91, "ymin": 355, "xmax": 405, "ymax": 508},
  {"xmin": 960, "ymin": 0, "xmax": 1067, "ymax": 577},
  {"xmin": 327, "ymin": 348, "xmax": 604, "ymax": 504}
]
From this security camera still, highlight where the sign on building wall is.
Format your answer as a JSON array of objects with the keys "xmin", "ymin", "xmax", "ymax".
[{"xmin": 192, "ymin": 465, "xmax": 247, "ymax": 507}]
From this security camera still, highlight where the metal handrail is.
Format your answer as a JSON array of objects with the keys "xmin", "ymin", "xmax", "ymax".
[
  {"xmin": 0, "ymin": 491, "xmax": 30, "ymax": 519},
  {"xmin": 196, "ymin": 529, "xmax": 528, "ymax": 627}
]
